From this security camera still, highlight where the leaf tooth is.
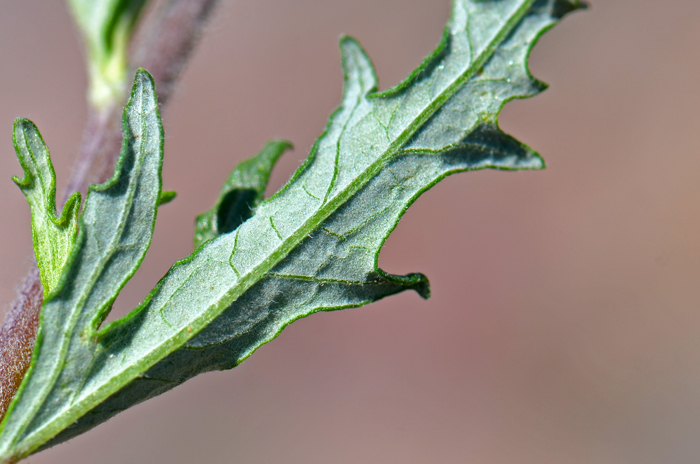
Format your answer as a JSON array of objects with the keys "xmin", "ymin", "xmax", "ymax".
[
  {"xmin": 515, "ymin": 0, "xmax": 587, "ymax": 91},
  {"xmin": 253, "ymin": 140, "xmax": 293, "ymax": 175},
  {"xmin": 379, "ymin": 271, "xmax": 431, "ymax": 300},
  {"xmin": 339, "ymin": 35, "xmax": 378, "ymax": 99},
  {"xmin": 157, "ymin": 191, "xmax": 177, "ymax": 206},
  {"xmin": 449, "ymin": 123, "xmax": 545, "ymax": 171},
  {"xmin": 551, "ymin": 0, "xmax": 588, "ymax": 19}
]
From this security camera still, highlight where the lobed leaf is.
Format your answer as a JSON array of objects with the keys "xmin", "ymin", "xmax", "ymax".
[
  {"xmin": 12, "ymin": 120, "xmax": 81, "ymax": 296},
  {"xmin": 0, "ymin": 1, "xmax": 585, "ymax": 460}
]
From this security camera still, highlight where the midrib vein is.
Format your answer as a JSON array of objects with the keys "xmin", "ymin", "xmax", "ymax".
[{"xmin": 25, "ymin": 1, "xmax": 534, "ymax": 450}]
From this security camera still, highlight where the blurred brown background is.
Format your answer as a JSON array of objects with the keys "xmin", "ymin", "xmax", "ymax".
[{"xmin": 2, "ymin": 0, "xmax": 700, "ymax": 462}]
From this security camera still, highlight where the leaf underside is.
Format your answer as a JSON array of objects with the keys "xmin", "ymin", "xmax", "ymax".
[{"xmin": 0, "ymin": 1, "xmax": 584, "ymax": 460}]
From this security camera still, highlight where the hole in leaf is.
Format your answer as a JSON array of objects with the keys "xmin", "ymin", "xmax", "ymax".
[{"xmin": 217, "ymin": 189, "xmax": 259, "ymax": 234}]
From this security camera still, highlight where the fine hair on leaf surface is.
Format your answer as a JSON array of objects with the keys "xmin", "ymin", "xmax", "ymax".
[
  {"xmin": 11, "ymin": 120, "xmax": 81, "ymax": 297},
  {"xmin": 0, "ymin": 0, "xmax": 585, "ymax": 461}
]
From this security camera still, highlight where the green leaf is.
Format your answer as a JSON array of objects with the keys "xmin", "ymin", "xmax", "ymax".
[
  {"xmin": 0, "ymin": 68, "xmax": 164, "ymax": 460},
  {"xmin": 194, "ymin": 140, "xmax": 293, "ymax": 249},
  {"xmin": 0, "ymin": 1, "xmax": 584, "ymax": 459},
  {"xmin": 12, "ymin": 120, "xmax": 81, "ymax": 296},
  {"xmin": 158, "ymin": 190, "xmax": 177, "ymax": 206},
  {"xmin": 67, "ymin": 0, "xmax": 150, "ymax": 109}
]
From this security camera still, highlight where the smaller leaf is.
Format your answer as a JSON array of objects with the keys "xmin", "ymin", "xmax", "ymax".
[
  {"xmin": 158, "ymin": 190, "xmax": 177, "ymax": 206},
  {"xmin": 194, "ymin": 140, "xmax": 292, "ymax": 249},
  {"xmin": 67, "ymin": 0, "xmax": 150, "ymax": 108},
  {"xmin": 12, "ymin": 119, "xmax": 81, "ymax": 296}
]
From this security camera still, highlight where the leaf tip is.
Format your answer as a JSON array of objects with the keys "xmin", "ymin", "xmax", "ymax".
[
  {"xmin": 61, "ymin": 191, "xmax": 82, "ymax": 220},
  {"xmin": 12, "ymin": 117, "xmax": 39, "ymax": 146},
  {"xmin": 338, "ymin": 34, "xmax": 359, "ymax": 48},
  {"xmin": 11, "ymin": 118, "xmax": 44, "ymax": 188},
  {"xmin": 260, "ymin": 139, "xmax": 294, "ymax": 167},
  {"xmin": 530, "ymin": 152, "xmax": 546, "ymax": 170},
  {"xmin": 411, "ymin": 273, "xmax": 431, "ymax": 300},
  {"xmin": 11, "ymin": 175, "xmax": 26, "ymax": 189},
  {"xmin": 386, "ymin": 272, "xmax": 431, "ymax": 300},
  {"xmin": 13, "ymin": 117, "xmax": 33, "ymax": 131},
  {"xmin": 265, "ymin": 139, "xmax": 294, "ymax": 154},
  {"xmin": 553, "ymin": 0, "xmax": 589, "ymax": 19},
  {"xmin": 132, "ymin": 68, "xmax": 157, "ymax": 94}
]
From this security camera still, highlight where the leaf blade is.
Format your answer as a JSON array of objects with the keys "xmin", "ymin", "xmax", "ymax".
[
  {"xmin": 56, "ymin": 0, "xmax": 580, "ymax": 445},
  {"xmin": 0, "ymin": 1, "xmax": 585, "ymax": 458}
]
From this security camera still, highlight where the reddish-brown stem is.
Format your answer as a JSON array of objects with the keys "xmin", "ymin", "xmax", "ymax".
[
  {"xmin": 0, "ymin": 268, "xmax": 41, "ymax": 420},
  {"xmin": 0, "ymin": 0, "xmax": 220, "ymax": 422}
]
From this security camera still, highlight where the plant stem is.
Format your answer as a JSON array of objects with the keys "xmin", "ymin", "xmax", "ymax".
[
  {"xmin": 0, "ymin": 269, "xmax": 41, "ymax": 421},
  {"xmin": 0, "ymin": 0, "xmax": 220, "ymax": 423}
]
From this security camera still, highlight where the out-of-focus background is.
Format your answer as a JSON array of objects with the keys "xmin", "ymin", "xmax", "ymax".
[{"xmin": 1, "ymin": 1, "xmax": 699, "ymax": 463}]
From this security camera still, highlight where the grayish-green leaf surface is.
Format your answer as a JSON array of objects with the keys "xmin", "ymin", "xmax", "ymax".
[
  {"xmin": 0, "ymin": 69, "xmax": 163, "ymax": 461},
  {"xmin": 12, "ymin": 120, "xmax": 81, "ymax": 296},
  {"xmin": 0, "ymin": 1, "xmax": 584, "ymax": 460},
  {"xmin": 67, "ymin": 0, "xmax": 149, "ymax": 108},
  {"xmin": 194, "ymin": 140, "xmax": 293, "ymax": 249}
]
